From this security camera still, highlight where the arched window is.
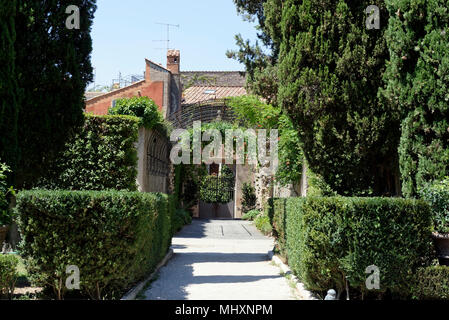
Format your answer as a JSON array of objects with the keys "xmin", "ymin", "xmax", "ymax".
[{"xmin": 146, "ymin": 130, "xmax": 169, "ymax": 177}]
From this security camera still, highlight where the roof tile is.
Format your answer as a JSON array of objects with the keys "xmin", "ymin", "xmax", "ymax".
[{"xmin": 183, "ymin": 86, "xmax": 247, "ymax": 105}]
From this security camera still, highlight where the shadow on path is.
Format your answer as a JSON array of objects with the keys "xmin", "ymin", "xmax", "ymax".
[{"xmin": 144, "ymin": 220, "xmax": 294, "ymax": 300}]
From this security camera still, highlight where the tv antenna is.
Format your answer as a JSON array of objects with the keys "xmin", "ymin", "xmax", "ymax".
[{"xmin": 153, "ymin": 23, "xmax": 180, "ymax": 52}]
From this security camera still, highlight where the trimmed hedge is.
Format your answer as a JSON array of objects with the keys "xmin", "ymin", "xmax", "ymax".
[
  {"xmin": 173, "ymin": 208, "xmax": 192, "ymax": 233},
  {"xmin": 269, "ymin": 198, "xmax": 287, "ymax": 257},
  {"xmin": 412, "ymin": 266, "xmax": 449, "ymax": 300},
  {"xmin": 16, "ymin": 190, "xmax": 174, "ymax": 300},
  {"xmin": 37, "ymin": 114, "xmax": 139, "ymax": 191},
  {"xmin": 269, "ymin": 197, "xmax": 433, "ymax": 297}
]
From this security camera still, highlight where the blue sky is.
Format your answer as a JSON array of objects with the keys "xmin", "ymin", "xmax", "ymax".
[{"xmin": 89, "ymin": 0, "xmax": 259, "ymax": 89}]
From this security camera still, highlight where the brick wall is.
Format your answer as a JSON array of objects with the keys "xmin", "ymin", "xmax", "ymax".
[{"xmin": 85, "ymin": 80, "xmax": 165, "ymax": 115}]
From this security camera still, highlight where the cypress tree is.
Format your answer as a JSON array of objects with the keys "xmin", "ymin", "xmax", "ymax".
[
  {"xmin": 383, "ymin": 0, "xmax": 449, "ymax": 197},
  {"xmin": 275, "ymin": 0, "xmax": 400, "ymax": 196},
  {"xmin": 0, "ymin": 0, "xmax": 19, "ymax": 184},
  {"xmin": 13, "ymin": 0, "xmax": 97, "ymax": 187}
]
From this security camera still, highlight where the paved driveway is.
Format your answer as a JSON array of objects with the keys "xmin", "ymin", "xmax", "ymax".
[{"xmin": 143, "ymin": 219, "xmax": 297, "ymax": 300}]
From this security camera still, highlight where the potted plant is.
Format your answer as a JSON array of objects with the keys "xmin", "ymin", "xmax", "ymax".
[{"xmin": 420, "ymin": 178, "xmax": 449, "ymax": 265}]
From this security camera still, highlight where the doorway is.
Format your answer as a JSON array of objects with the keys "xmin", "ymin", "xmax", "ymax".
[{"xmin": 199, "ymin": 164, "xmax": 236, "ymax": 219}]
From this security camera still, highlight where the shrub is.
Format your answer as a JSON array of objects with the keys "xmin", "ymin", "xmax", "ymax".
[
  {"xmin": 13, "ymin": 0, "xmax": 96, "ymax": 187},
  {"xmin": 242, "ymin": 209, "xmax": 259, "ymax": 221},
  {"xmin": 108, "ymin": 96, "xmax": 168, "ymax": 133},
  {"xmin": 384, "ymin": 0, "xmax": 449, "ymax": 197},
  {"xmin": 276, "ymin": 0, "xmax": 400, "ymax": 196},
  {"xmin": 412, "ymin": 266, "xmax": 449, "ymax": 300},
  {"xmin": 228, "ymin": 96, "xmax": 304, "ymax": 187},
  {"xmin": 37, "ymin": 115, "xmax": 139, "ymax": 191},
  {"xmin": 420, "ymin": 178, "xmax": 449, "ymax": 233},
  {"xmin": 178, "ymin": 165, "xmax": 208, "ymax": 210},
  {"xmin": 173, "ymin": 208, "xmax": 192, "ymax": 233},
  {"xmin": 270, "ymin": 198, "xmax": 288, "ymax": 258},
  {"xmin": 254, "ymin": 213, "xmax": 272, "ymax": 235},
  {"xmin": 270, "ymin": 197, "xmax": 433, "ymax": 298},
  {"xmin": 16, "ymin": 190, "xmax": 174, "ymax": 300},
  {"xmin": 0, "ymin": 254, "xmax": 19, "ymax": 299},
  {"xmin": 241, "ymin": 183, "xmax": 256, "ymax": 214},
  {"xmin": 0, "ymin": 162, "xmax": 13, "ymax": 226},
  {"xmin": 0, "ymin": 1, "xmax": 19, "ymax": 182},
  {"xmin": 200, "ymin": 173, "xmax": 234, "ymax": 204}
]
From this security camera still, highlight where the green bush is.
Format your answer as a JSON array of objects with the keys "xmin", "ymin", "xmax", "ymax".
[
  {"xmin": 241, "ymin": 183, "xmax": 256, "ymax": 214},
  {"xmin": 270, "ymin": 197, "xmax": 433, "ymax": 298},
  {"xmin": 0, "ymin": 254, "xmax": 19, "ymax": 299},
  {"xmin": 16, "ymin": 190, "xmax": 174, "ymax": 300},
  {"xmin": 200, "ymin": 176, "xmax": 234, "ymax": 204},
  {"xmin": 108, "ymin": 96, "xmax": 168, "ymax": 133},
  {"xmin": 270, "ymin": 198, "xmax": 288, "ymax": 258},
  {"xmin": 228, "ymin": 96, "xmax": 304, "ymax": 187},
  {"xmin": 276, "ymin": 0, "xmax": 400, "ymax": 196},
  {"xmin": 384, "ymin": 0, "xmax": 449, "ymax": 197},
  {"xmin": 412, "ymin": 266, "xmax": 449, "ymax": 300},
  {"xmin": 0, "ymin": 1, "xmax": 19, "ymax": 183},
  {"xmin": 37, "ymin": 115, "xmax": 139, "ymax": 191},
  {"xmin": 420, "ymin": 178, "xmax": 449, "ymax": 233},
  {"xmin": 242, "ymin": 209, "xmax": 259, "ymax": 221},
  {"xmin": 0, "ymin": 162, "xmax": 13, "ymax": 226},
  {"xmin": 254, "ymin": 213, "xmax": 272, "ymax": 235},
  {"xmin": 12, "ymin": 0, "xmax": 96, "ymax": 188},
  {"xmin": 173, "ymin": 208, "xmax": 192, "ymax": 233},
  {"xmin": 177, "ymin": 165, "xmax": 208, "ymax": 210}
]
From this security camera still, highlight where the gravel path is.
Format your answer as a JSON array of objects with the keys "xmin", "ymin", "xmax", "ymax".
[{"xmin": 143, "ymin": 219, "xmax": 297, "ymax": 300}]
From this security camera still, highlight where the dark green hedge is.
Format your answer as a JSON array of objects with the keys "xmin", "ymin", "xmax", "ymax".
[
  {"xmin": 266, "ymin": 198, "xmax": 287, "ymax": 257},
  {"xmin": 37, "ymin": 114, "xmax": 139, "ymax": 191},
  {"xmin": 269, "ymin": 197, "xmax": 433, "ymax": 297},
  {"xmin": 412, "ymin": 266, "xmax": 449, "ymax": 300},
  {"xmin": 16, "ymin": 190, "xmax": 174, "ymax": 299}
]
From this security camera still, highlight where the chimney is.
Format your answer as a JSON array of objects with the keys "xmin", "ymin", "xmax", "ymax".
[{"xmin": 167, "ymin": 50, "xmax": 180, "ymax": 74}]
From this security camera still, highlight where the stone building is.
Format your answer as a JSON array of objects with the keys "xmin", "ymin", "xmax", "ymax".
[{"xmin": 85, "ymin": 51, "xmax": 257, "ymax": 219}]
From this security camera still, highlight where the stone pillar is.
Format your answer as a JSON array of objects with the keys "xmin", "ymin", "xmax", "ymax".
[
  {"xmin": 135, "ymin": 127, "xmax": 148, "ymax": 192},
  {"xmin": 254, "ymin": 165, "xmax": 273, "ymax": 211}
]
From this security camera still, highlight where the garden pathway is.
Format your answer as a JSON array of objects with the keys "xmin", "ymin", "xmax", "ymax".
[{"xmin": 143, "ymin": 219, "xmax": 297, "ymax": 300}]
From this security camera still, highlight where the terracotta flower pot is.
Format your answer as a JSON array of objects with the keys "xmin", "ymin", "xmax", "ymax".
[
  {"xmin": 432, "ymin": 232, "xmax": 449, "ymax": 266},
  {"xmin": 0, "ymin": 225, "xmax": 9, "ymax": 247}
]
